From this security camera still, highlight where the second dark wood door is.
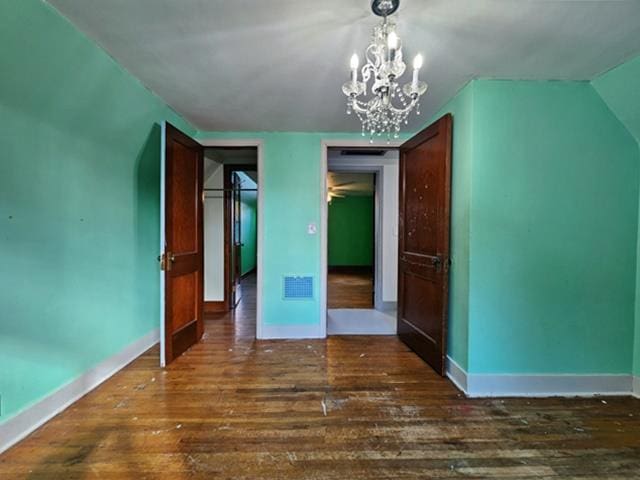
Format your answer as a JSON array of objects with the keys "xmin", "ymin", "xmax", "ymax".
[{"xmin": 397, "ymin": 114, "xmax": 453, "ymax": 376}]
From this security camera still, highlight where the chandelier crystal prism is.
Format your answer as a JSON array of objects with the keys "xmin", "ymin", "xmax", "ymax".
[{"xmin": 342, "ymin": 0, "xmax": 427, "ymax": 142}]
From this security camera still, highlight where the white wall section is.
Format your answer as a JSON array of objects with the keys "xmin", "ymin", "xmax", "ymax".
[{"xmin": 204, "ymin": 156, "xmax": 225, "ymax": 301}]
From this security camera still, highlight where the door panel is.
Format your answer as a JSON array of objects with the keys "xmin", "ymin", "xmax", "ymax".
[
  {"xmin": 397, "ymin": 114, "xmax": 452, "ymax": 376},
  {"xmin": 232, "ymin": 172, "xmax": 242, "ymax": 305},
  {"xmin": 162, "ymin": 123, "xmax": 204, "ymax": 365}
]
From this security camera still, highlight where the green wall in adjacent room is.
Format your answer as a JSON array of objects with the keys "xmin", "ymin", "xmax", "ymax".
[
  {"xmin": 468, "ymin": 80, "xmax": 639, "ymax": 374},
  {"xmin": 0, "ymin": 0, "xmax": 195, "ymax": 423},
  {"xmin": 328, "ymin": 195, "xmax": 374, "ymax": 267},
  {"xmin": 238, "ymin": 172, "xmax": 258, "ymax": 276},
  {"xmin": 592, "ymin": 55, "xmax": 640, "ymax": 377}
]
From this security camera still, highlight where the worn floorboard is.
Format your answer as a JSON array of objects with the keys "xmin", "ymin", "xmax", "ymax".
[{"xmin": 1, "ymin": 276, "xmax": 639, "ymax": 478}]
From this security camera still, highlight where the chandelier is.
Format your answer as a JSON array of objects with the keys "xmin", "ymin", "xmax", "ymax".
[{"xmin": 342, "ymin": 0, "xmax": 427, "ymax": 142}]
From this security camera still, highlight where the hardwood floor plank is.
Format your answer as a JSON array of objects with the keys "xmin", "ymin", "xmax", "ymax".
[
  {"xmin": 328, "ymin": 269, "xmax": 374, "ymax": 308},
  {"xmin": 1, "ymin": 273, "xmax": 639, "ymax": 478}
]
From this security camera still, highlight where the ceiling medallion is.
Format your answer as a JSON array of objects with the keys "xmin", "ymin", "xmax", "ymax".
[{"xmin": 342, "ymin": 0, "xmax": 427, "ymax": 142}]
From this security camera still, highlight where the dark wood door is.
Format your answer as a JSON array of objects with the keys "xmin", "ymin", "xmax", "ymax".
[
  {"xmin": 231, "ymin": 172, "xmax": 242, "ymax": 306},
  {"xmin": 162, "ymin": 123, "xmax": 204, "ymax": 365},
  {"xmin": 397, "ymin": 114, "xmax": 452, "ymax": 376}
]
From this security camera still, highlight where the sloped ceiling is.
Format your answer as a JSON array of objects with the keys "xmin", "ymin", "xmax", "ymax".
[
  {"xmin": 592, "ymin": 55, "xmax": 640, "ymax": 144},
  {"xmin": 47, "ymin": 0, "xmax": 640, "ymax": 132}
]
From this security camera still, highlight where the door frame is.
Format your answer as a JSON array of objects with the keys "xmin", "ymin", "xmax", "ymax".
[
  {"xmin": 320, "ymin": 140, "xmax": 403, "ymax": 336},
  {"xmin": 172, "ymin": 138, "xmax": 264, "ymax": 342}
]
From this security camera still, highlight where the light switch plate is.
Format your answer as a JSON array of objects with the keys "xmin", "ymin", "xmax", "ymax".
[{"xmin": 307, "ymin": 223, "xmax": 317, "ymax": 235}]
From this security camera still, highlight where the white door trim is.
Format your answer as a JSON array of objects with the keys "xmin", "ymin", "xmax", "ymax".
[
  {"xmin": 159, "ymin": 122, "xmax": 167, "ymax": 366},
  {"xmin": 320, "ymin": 140, "xmax": 403, "ymax": 336}
]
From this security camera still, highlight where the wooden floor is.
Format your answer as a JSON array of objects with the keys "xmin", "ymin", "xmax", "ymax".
[
  {"xmin": 2, "ymin": 276, "xmax": 640, "ymax": 478},
  {"xmin": 328, "ymin": 269, "xmax": 374, "ymax": 309}
]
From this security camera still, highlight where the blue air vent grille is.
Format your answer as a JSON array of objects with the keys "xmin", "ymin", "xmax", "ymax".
[{"xmin": 283, "ymin": 276, "xmax": 314, "ymax": 300}]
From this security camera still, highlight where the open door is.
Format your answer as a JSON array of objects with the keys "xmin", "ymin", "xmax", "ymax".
[
  {"xmin": 397, "ymin": 114, "xmax": 452, "ymax": 376},
  {"xmin": 160, "ymin": 123, "xmax": 204, "ymax": 366},
  {"xmin": 231, "ymin": 172, "xmax": 243, "ymax": 306}
]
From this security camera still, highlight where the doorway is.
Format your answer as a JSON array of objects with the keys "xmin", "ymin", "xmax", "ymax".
[
  {"xmin": 327, "ymin": 171, "xmax": 375, "ymax": 309},
  {"xmin": 203, "ymin": 148, "xmax": 258, "ymax": 322},
  {"xmin": 323, "ymin": 146, "xmax": 401, "ymax": 335},
  {"xmin": 320, "ymin": 116, "xmax": 453, "ymax": 376}
]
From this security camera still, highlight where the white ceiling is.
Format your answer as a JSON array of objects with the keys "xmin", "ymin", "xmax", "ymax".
[{"xmin": 48, "ymin": 0, "xmax": 640, "ymax": 132}]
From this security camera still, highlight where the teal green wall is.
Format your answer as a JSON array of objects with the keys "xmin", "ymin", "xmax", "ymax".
[
  {"xmin": 429, "ymin": 83, "xmax": 475, "ymax": 370},
  {"xmin": 592, "ymin": 56, "xmax": 640, "ymax": 377},
  {"xmin": 195, "ymin": 132, "xmax": 383, "ymax": 327},
  {"xmin": 238, "ymin": 172, "xmax": 257, "ymax": 275},
  {"xmin": 328, "ymin": 195, "xmax": 374, "ymax": 267},
  {"xmin": 468, "ymin": 80, "xmax": 639, "ymax": 374},
  {"xmin": 0, "ymin": 0, "xmax": 195, "ymax": 422}
]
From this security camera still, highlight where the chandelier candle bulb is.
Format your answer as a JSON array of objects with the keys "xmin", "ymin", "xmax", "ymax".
[
  {"xmin": 412, "ymin": 54, "xmax": 423, "ymax": 89},
  {"xmin": 350, "ymin": 54, "xmax": 359, "ymax": 83},
  {"xmin": 388, "ymin": 31, "xmax": 398, "ymax": 61}
]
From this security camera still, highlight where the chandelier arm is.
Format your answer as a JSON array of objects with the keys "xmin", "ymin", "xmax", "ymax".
[
  {"xmin": 351, "ymin": 100, "xmax": 369, "ymax": 114},
  {"xmin": 387, "ymin": 97, "xmax": 418, "ymax": 115}
]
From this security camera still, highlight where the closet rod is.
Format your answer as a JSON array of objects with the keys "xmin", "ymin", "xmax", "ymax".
[{"xmin": 203, "ymin": 188, "xmax": 258, "ymax": 192}]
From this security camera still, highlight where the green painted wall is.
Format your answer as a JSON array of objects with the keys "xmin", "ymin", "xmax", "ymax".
[
  {"xmin": 195, "ymin": 131, "xmax": 406, "ymax": 328},
  {"xmin": 0, "ymin": 0, "xmax": 195, "ymax": 422},
  {"xmin": 238, "ymin": 172, "xmax": 257, "ymax": 275},
  {"xmin": 328, "ymin": 195, "xmax": 374, "ymax": 267},
  {"xmin": 428, "ymin": 82, "xmax": 475, "ymax": 371},
  {"xmin": 468, "ymin": 80, "xmax": 639, "ymax": 374},
  {"xmin": 592, "ymin": 56, "xmax": 640, "ymax": 377}
]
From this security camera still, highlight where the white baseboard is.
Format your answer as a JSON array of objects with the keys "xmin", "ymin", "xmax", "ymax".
[
  {"xmin": 0, "ymin": 329, "xmax": 159, "ymax": 454},
  {"xmin": 633, "ymin": 376, "xmax": 640, "ymax": 398},
  {"xmin": 258, "ymin": 323, "xmax": 324, "ymax": 340},
  {"xmin": 445, "ymin": 356, "xmax": 634, "ymax": 398},
  {"xmin": 446, "ymin": 356, "xmax": 468, "ymax": 393},
  {"xmin": 466, "ymin": 373, "xmax": 632, "ymax": 397}
]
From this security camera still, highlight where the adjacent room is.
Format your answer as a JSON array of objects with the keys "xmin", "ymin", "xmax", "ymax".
[
  {"xmin": 326, "ymin": 147, "xmax": 399, "ymax": 335},
  {"xmin": 2, "ymin": 0, "xmax": 640, "ymax": 478},
  {"xmin": 327, "ymin": 171, "xmax": 376, "ymax": 309}
]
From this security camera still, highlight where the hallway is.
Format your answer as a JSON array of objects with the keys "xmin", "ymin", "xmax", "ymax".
[{"xmin": 1, "ymin": 274, "xmax": 639, "ymax": 478}]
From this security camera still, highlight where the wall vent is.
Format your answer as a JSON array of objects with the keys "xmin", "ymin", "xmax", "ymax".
[
  {"xmin": 283, "ymin": 276, "xmax": 314, "ymax": 300},
  {"xmin": 340, "ymin": 149, "xmax": 386, "ymax": 156}
]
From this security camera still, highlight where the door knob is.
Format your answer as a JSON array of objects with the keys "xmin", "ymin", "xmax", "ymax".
[{"xmin": 159, "ymin": 252, "xmax": 175, "ymax": 271}]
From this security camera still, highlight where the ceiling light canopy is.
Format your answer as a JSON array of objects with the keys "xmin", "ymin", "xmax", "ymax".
[{"xmin": 342, "ymin": 0, "xmax": 427, "ymax": 142}]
